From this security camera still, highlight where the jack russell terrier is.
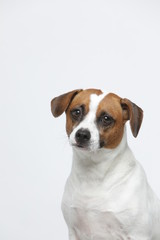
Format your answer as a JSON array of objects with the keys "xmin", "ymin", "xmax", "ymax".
[{"xmin": 51, "ymin": 89, "xmax": 160, "ymax": 240}]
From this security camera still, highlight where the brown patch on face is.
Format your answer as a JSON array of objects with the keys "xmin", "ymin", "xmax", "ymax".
[
  {"xmin": 96, "ymin": 93, "xmax": 125, "ymax": 149},
  {"xmin": 66, "ymin": 89, "xmax": 103, "ymax": 136}
]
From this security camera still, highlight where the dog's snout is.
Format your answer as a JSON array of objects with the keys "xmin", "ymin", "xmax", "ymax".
[{"xmin": 75, "ymin": 128, "xmax": 91, "ymax": 144}]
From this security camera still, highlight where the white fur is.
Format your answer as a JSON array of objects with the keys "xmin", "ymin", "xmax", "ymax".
[{"xmin": 62, "ymin": 94, "xmax": 160, "ymax": 240}]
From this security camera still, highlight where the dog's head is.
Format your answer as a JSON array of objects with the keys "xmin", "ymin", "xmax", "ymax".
[{"xmin": 51, "ymin": 89, "xmax": 143, "ymax": 152}]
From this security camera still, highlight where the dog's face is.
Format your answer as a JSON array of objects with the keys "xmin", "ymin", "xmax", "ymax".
[{"xmin": 51, "ymin": 89, "xmax": 143, "ymax": 152}]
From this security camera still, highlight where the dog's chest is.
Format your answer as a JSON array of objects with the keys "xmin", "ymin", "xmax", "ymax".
[
  {"xmin": 63, "ymin": 205, "xmax": 130, "ymax": 239},
  {"xmin": 62, "ymin": 183, "xmax": 131, "ymax": 240}
]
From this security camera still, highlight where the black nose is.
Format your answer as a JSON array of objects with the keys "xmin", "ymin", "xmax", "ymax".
[{"xmin": 75, "ymin": 128, "xmax": 91, "ymax": 145}]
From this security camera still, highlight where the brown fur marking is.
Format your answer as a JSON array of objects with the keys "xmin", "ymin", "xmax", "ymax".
[{"xmin": 96, "ymin": 93, "xmax": 125, "ymax": 149}]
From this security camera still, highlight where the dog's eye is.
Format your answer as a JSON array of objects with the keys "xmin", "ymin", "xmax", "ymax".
[
  {"xmin": 71, "ymin": 108, "xmax": 83, "ymax": 120},
  {"xmin": 100, "ymin": 115, "xmax": 114, "ymax": 127}
]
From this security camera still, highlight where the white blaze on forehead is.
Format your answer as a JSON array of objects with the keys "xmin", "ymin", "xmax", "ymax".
[
  {"xmin": 69, "ymin": 92, "xmax": 106, "ymax": 151},
  {"xmin": 89, "ymin": 93, "xmax": 106, "ymax": 113},
  {"xmin": 81, "ymin": 93, "xmax": 105, "ymax": 126}
]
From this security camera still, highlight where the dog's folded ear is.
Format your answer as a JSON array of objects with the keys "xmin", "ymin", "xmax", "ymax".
[
  {"xmin": 51, "ymin": 89, "xmax": 83, "ymax": 117},
  {"xmin": 120, "ymin": 98, "xmax": 143, "ymax": 138}
]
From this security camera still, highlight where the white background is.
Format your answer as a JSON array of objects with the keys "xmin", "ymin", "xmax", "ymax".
[{"xmin": 0, "ymin": 0, "xmax": 160, "ymax": 239}]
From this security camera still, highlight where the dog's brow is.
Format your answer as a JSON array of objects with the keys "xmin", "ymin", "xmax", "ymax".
[{"xmin": 89, "ymin": 93, "xmax": 105, "ymax": 112}]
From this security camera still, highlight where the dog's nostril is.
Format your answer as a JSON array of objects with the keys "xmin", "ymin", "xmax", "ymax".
[
  {"xmin": 75, "ymin": 129, "xmax": 91, "ymax": 143},
  {"xmin": 76, "ymin": 132, "xmax": 81, "ymax": 139}
]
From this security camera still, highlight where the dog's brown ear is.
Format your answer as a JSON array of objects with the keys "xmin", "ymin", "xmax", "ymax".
[
  {"xmin": 120, "ymin": 98, "xmax": 143, "ymax": 138},
  {"xmin": 51, "ymin": 89, "xmax": 83, "ymax": 117}
]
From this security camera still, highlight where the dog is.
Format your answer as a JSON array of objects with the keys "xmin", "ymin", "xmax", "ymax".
[{"xmin": 51, "ymin": 89, "xmax": 160, "ymax": 240}]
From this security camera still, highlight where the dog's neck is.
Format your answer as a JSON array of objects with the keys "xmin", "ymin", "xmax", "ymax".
[{"xmin": 70, "ymin": 129, "xmax": 135, "ymax": 185}]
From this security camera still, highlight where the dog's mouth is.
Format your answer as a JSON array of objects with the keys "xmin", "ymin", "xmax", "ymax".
[
  {"xmin": 71, "ymin": 140, "xmax": 104, "ymax": 151},
  {"xmin": 72, "ymin": 143, "xmax": 90, "ymax": 150}
]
